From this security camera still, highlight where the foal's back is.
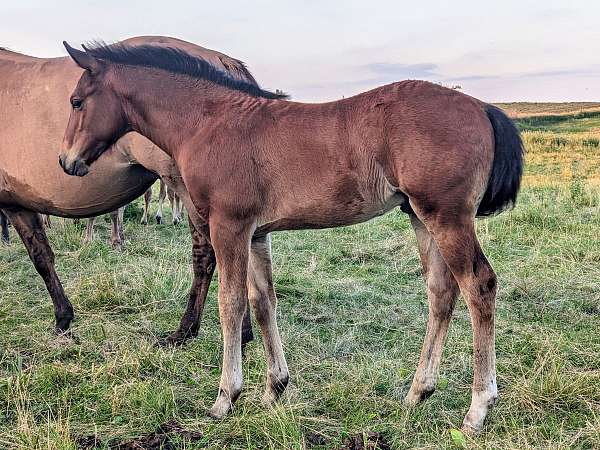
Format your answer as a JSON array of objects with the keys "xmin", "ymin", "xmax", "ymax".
[{"xmin": 187, "ymin": 80, "xmax": 492, "ymax": 232}]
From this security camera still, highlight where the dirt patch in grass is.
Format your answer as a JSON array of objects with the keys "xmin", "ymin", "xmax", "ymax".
[
  {"xmin": 339, "ymin": 431, "xmax": 391, "ymax": 450},
  {"xmin": 76, "ymin": 421, "xmax": 203, "ymax": 449}
]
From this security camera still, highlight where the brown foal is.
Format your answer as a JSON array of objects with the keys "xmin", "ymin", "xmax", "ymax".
[{"xmin": 59, "ymin": 42, "xmax": 523, "ymax": 432}]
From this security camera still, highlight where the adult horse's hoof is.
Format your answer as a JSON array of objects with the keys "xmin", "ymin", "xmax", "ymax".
[
  {"xmin": 158, "ymin": 329, "xmax": 197, "ymax": 347},
  {"xmin": 111, "ymin": 240, "xmax": 124, "ymax": 251}
]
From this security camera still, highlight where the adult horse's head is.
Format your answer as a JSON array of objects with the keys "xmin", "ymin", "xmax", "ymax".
[{"xmin": 59, "ymin": 42, "xmax": 129, "ymax": 177}]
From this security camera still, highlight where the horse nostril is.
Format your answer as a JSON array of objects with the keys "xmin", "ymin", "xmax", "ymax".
[{"xmin": 58, "ymin": 154, "xmax": 64, "ymax": 169}]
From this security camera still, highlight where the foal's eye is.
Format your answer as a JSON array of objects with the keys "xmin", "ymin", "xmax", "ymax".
[{"xmin": 71, "ymin": 98, "xmax": 83, "ymax": 110}]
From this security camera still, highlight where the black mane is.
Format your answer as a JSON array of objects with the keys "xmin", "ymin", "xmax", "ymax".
[{"xmin": 83, "ymin": 41, "xmax": 288, "ymax": 100}]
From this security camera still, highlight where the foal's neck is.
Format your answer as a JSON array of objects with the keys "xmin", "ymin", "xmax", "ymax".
[{"xmin": 116, "ymin": 68, "xmax": 260, "ymax": 158}]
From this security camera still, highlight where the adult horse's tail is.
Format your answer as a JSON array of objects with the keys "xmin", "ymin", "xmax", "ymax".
[{"xmin": 476, "ymin": 104, "xmax": 524, "ymax": 217}]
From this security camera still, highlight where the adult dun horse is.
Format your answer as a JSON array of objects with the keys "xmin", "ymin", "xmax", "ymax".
[
  {"xmin": 0, "ymin": 36, "xmax": 254, "ymax": 346},
  {"xmin": 59, "ymin": 42, "xmax": 523, "ymax": 432}
]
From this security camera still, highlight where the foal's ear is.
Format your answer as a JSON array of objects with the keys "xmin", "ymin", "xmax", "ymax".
[{"xmin": 63, "ymin": 41, "xmax": 102, "ymax": 74}]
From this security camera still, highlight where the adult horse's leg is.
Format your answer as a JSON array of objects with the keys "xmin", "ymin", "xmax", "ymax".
[
  {"xmin": 141, "ymin": 186, "xmax": 152, "ymax": 225},
  {"xmin": 248, "ymin": 234, "xmax": 289, "ymax": 404},
  {"xmin": 41, "ymin": 214, "xmax": 52, "ymax": 228},
  {"xmin": 208, "ymin": 216, "xmax": 254, "ymax": 419},
  {"xmin": 165, "ymin": 217, "xmax": 254, "ymax": 347},
  {"xmin": 167, "ymin": 186, "xmax": 182, "ymax": 225},
  {"xmin": 109, "ymin": 209, "xmax": 123, "ymax": 249},
  {"xmin": 405, "ymin": 214, "xmax": 459, "ymax": 404},
  {"xmin": 4, "ymin": 208, "xmax": 74, "ymax": 332},
  {"xmin": 0, "ymin": 210, "xmax": 9, "ymax": 244},
  {"xmin": 156, "ymin": 179, "xmax": 166, "ymax": 224},
  {"xmin": 118, "ymin": 206, "xmax": 125, "ymax": 242},
  {"xmin": 414, "ymin": 206, "xmax": 497, "ymax": 433},
  {"xmin": 84, "ymin": 217, "xmax": 95, "ymax": 244}
]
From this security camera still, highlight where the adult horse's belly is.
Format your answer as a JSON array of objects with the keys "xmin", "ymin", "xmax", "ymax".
[{"xmin": 0, "ymin": 56, "xmax": 156, "ymax": 217}]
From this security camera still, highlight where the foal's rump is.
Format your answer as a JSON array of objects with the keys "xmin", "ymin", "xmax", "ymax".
[{"xmin": 382, "ymin": 81, "xmax": 523, "ymax": 219}]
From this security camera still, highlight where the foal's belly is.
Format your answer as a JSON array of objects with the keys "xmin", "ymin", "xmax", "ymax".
[{"xmin": 256, "ymin": 175, "xmax": 407, "ymax": 234}]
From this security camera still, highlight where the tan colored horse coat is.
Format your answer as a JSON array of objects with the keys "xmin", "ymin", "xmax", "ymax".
[{"xmin": 0, "ymin": 36, "xmax": 254, "ymax": 343}]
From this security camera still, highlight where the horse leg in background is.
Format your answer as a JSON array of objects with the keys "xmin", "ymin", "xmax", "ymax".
[
  {"xmin": 413, "ymin": 205, "xmax": 498, "ymax": 433},
  {"xmin": 109, "ymin": 209, "xmax": 123, "ymax": 250},
  {"xmin": 4, "ymin": 208, "xmax": 74, "ymax": 332},
  {"xmin": 84, "ymin": 217, "xmax": 95, "ymax": 244},
  {"xmin": 41, "ymin": 214, "xmax": 51, "ymax": 228},
  {"xmin": 165, "ymin": 217, "xmax": 254, "ymax": 348},
  {"xmin": 155, "ymin": 179, "xmax": 166, "ymax": 224},
  {"xmin": 167, "ymin": 186, "xmax": 182, "ymax": 225},
  {"xmin": 0, "ymin": 210, "xmax": 9, "ymax": 244},
  {"xmin": 176, "ymin": 193, "xmax": 184, "ymax": 222},
  {"xmin": 118, "ymin": 206, "xmax": 125, "ymax": 242},
  {"xmin": 405, "ymin": 214, "xmax": 460, "ymax": 404},
  {"xmin": 208, "ymin": 216, "xmax": 254, "ymax": 419},
  {"xmin": 141, "ymin": 186, "xmax": 152, "ymax": 225},
  {"xmin": 247, "ymin": 234, "xmax": 288, "ymax": 404}
]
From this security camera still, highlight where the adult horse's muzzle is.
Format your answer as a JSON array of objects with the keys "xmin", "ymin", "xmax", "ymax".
[{"xmin": 59, "ymin": 153, "xmax": 90, "ymax": 177}]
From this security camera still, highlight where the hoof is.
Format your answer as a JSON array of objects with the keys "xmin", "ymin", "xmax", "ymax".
[
  {"xmin": 208, "ymin": 390, "xmax": 238, "ymax": 419},
  {"xmin": 158, "ymin": 329, "xmax": 197, "ymax": 347},
  {"xmin": 461, "ymin": 422, "xmax": 481, "ymax": 435},
  {"xmin": 172, "ymin": 217, "xmax": 181, "ymax": 225},
  {"xmin": 262, "ymin": 374, "xmax": 289, "ymax": 405},
  {"xmin": 55, "ymin": 315, "xmax": 74, "ymax": 333},
  {"xmin": 140, "ymin": 217, "xmax": 148, "ymax": 225},
  {"xmin": 155, "ymin": 215, "xmax": 162, "ymax": 224},
  {"xmin": 404, "ymin": 386, "xmax": 435, "ymax": 406},
  {"xmin": 111, "ymin": 241, "xmax": 124, "ymax": 251}
]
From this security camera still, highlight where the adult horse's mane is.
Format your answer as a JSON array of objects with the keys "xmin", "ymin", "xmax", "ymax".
[{"xmin": 82, "ymin": 41, "xmax": 288, "ymax": 100}]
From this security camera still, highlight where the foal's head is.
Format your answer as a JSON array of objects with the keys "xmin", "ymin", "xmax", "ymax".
[
  {"xmin": 59, "ymin": 41, "xmax": 288, "ymax": 177},
  {"xmin": 59, "ymin": 42, "xmax": 129, "ymax": 176}
]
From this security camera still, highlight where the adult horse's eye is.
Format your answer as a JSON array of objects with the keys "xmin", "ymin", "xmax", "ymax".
[{"xmin": 71, "ymin": 98, "xmax": 83, "ymax": 110}]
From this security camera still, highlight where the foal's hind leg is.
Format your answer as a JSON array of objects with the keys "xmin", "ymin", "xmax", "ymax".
[
  {"xmin": 4, "ymin": 208, "xmax": 74, "ymax": 332},
  {"xmin": 405, "ymin": 214, "xmax": 459, "ymax": 404},
  {"xmin": 414, "ymin": 207, "xmax": 498, "ymax": 432},
  {"xmin": 248, "ymin": 235, "xmax": 289, "ymax": 404}
]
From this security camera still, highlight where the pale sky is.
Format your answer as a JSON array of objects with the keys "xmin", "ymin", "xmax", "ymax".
[{"xmin": 2, "ymin": 0, "xmax": 599, "ymax": 102}]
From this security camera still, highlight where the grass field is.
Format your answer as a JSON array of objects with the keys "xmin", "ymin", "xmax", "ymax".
[{"xmin": 1, "ymin": 105, "xmax": 600, "ymax": 449}]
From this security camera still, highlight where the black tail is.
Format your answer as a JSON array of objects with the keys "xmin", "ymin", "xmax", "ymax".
[{"xmin": 476, "ymin": 104, "xmax": 524, "ymax": 217}]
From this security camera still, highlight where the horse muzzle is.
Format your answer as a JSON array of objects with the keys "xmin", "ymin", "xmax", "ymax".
[{"xmin": 59, "ymin": 153, "xmax": 90, "ymax": 177}]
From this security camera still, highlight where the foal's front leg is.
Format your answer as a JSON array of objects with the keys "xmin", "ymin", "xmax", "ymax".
[
  {"xmin": 208, "ymin": 216, "xmax": 254, "ymax": 419},
  {"xmin": 248, "ymin": 235, "xmax": 289, "ymax": 404}
]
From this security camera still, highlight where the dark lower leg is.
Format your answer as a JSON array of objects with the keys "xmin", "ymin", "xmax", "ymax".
[
  {"xmin": 0, "ymin": 211, "xmax": 9, "ymax": 244},
  {"xmin": 5, "ymin": 208, "xmax": 74, "ymax": 331}
]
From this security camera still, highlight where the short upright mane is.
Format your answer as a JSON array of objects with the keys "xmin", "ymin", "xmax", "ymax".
[{"xmin": 83, "ymin": 41, "xmax": 288, "ymax": 100}]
